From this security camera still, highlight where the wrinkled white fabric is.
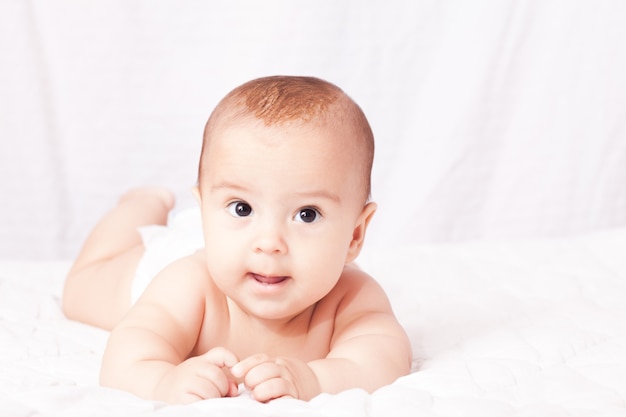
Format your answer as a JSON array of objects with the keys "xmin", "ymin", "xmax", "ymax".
[{"xmin": 1, "ymin": 227, "xmax": 626, "ymax": 416}]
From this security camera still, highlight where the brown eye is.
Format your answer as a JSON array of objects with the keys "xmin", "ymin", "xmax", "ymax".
[
  {"xmin": 296, "ymin": 208, "xmax": 319, "ymax": 223},
  {"xmin": 228, "ymin": 201, "xmax": 253, "ymax": 217}
]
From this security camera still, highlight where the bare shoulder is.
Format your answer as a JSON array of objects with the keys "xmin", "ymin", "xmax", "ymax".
[
  {"xmin": 327, "ymin": 263, "xmax": 394, "ymax": 315},
  {"xmin": 139, "ymin": 250, "xmax": 212, "ymax": 302},
  {"xmin": 117, "ymin": 251, "xmax": 216, "ymax": 343},
  {"xmin": 321, "ymin": 263, "xmax": 412, "ymax": 372},
  {"xmin": 102, "ymin": 251, "xmax": 221, "ymax": 382},
  {"xmin": 319, "ymin": 263, "xmax": 404, "ymax": 341}
]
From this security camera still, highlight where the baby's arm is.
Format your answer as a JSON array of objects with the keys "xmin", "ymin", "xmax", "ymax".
[
  {"xmin": 308, "ymin": 270, "xmax": 412, "ymax": 394},
  {"xmin": 100, "ymin": 255, "xmax": 238, "ymax": 403},
  {"xmin": 232, "ymin": 265, "xmax": 412, "ymax": 401}
]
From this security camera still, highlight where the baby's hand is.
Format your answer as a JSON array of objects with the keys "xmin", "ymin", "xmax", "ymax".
[
  {"xmin": 154, "ymin": 347, "xmax": 239, "ymax": 404},
  {"xmin": 231, "ymin": 354, "xmax": 320, "ymax": 402}
]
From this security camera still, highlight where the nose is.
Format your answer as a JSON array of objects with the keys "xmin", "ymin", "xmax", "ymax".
[{"xmin": 253, "ymin": 220, "xmax": 288, "ymax": 255}]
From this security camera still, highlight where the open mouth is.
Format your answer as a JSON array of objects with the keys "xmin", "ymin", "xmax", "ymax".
[{"xmin": 250, "ymin": 273, "xmax": 289, "ymax": 285}]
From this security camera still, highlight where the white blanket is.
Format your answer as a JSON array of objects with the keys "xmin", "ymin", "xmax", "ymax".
[
  {"xmin": 2, "ymin": 227, "xmax": 625, "ymax": 416},
  {"xmin": 2, "ymin": 1, "xmax": 625, "ymax": 415}
]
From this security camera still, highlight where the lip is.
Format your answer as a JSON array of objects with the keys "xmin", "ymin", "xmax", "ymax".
[{"xmin": 249, "ymin": 273, "xmax": 290, "ymax": 286}]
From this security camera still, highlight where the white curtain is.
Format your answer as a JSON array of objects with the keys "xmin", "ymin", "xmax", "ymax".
[{"xmin": 1, "ymin": 0, "xmax": 625, "ymax": 259}]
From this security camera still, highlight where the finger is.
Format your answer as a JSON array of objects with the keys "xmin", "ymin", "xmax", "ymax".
[
  {"xmin": 202, "ymin": 347, "xmax": 239, "ymax": 368},
  {"xmin": 242, "ymin": 361, "xmax": 283, "ymax": 389},
  {"xmin": 251, "ymin": 377, "xmax": 297, "ymax": 403},
  {"xmin": 231, "ymin": 353, "xmax": 271, "ymax": 379},
  {"xmin": 192, "ymin": 362, "xmax": 234, "ymax": 397},
  {"xmin": 185, "ymin": 374, "xmax": 224, "ymax": 401},
  {"xmin": 181, "ymin": 357, "xmax": 232, "ymax": 398},
  {"xmin": 163, "ymin": 368, "xmax": 224, "ymax": 403},
  {"xmin": 177, "ymin": 391, "xmax": 205, "ymax": 405},
  {"xmin": 226, "ymin": 380, "xmax": 239, "ymax": 397}
]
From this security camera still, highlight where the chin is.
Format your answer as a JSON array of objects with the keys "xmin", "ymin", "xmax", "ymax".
[{"xmin": 245, "ymin": 303, "xmax": 312, "ymax": 323}]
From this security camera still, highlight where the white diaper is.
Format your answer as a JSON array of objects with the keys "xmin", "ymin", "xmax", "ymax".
[{"xmin": 132, "ymin": 207, "xmax": 205, "ymax": 304}]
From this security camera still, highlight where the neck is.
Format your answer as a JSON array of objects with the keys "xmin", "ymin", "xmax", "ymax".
[{"xmin": 227, "ymin": 298, "xmax": 316, "ymax": 336}]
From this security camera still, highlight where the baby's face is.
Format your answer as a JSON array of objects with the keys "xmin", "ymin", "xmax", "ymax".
[{"xmin": 197, "ymin": 120, "xmax": 371, "ymax": 321}]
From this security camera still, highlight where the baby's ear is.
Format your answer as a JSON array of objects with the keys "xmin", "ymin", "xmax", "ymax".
[
  {"xmin": 192, "ymin": 185, "xmax": 202, "ymax": 203},
  {"xmin": 346, "ymin": 202, "xmax": 377, "ymax": 263}
]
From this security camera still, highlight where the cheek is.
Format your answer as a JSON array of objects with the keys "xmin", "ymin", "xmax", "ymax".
[
  {"xmin": 295, "ymin": 238, "xmax": 350, "ymax": 299},
  {"xmin": 296, "ymin": 226, "xmax": 354, "ymax": 272},
  {"xmin": 202, "ymin": 220, "xmax": 240, "ymax": 274}
]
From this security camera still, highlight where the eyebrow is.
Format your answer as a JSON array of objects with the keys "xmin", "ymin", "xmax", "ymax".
[
  {"xmin": 292, "ymin": 190, "xmax": 342, "ymax": 204},
  {"xmin": 210, "ymin": 181, "xmax": 341, "ymax": 204},
  {"xmin": 209, "ymin": 181, "xmax": 248, "ymax": 194}
]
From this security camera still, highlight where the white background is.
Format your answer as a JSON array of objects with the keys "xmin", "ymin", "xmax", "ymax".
[{"xmin": 1, "ymin": 0, "xmax": 625, "ymax": 259}]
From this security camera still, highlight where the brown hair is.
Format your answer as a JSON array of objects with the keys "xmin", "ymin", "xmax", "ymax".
[{"xmin": 198, "ymin": 76, "xmax": 375, "ymax": 200}]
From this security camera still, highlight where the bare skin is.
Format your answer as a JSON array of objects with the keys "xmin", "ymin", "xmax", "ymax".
[
  {"xmin": 63, "ymin": 80, "xmax": 412, "ymax": 403},
  {"xmin": 65, "ymin": 186, "xmax": 411, "ymax": 403},
  {"xmin": 63, "ymin": 188, "xmax": 175, "ymax": 330}
]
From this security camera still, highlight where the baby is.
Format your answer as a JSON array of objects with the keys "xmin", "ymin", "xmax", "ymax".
[{"xmin": 62, "ymin": 76, "xmax": 411, "ymax": 404}]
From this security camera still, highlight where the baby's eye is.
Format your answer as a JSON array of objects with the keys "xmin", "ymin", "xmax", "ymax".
[
  {"xmin": 294, "ymin": 207, "xmax": 320, "ymax": 224},
  {"xmin": 227, "ymin": 201, "xmax": 253, "ymax": 217}
]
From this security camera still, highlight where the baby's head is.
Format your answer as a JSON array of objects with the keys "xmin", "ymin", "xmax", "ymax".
[
  {"xmin": 198, "ymin": 76, "xmax": 374, "ymax": 204},
  {"xmin": 194, "ymin": 76, "xmax": 378, "ymax": 320}
]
